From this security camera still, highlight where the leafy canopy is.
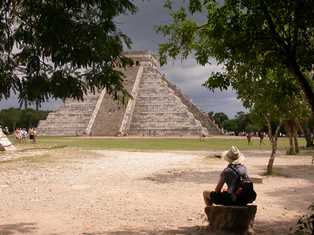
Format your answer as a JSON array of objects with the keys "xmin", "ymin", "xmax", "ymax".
[
  {"xmin": 0, "ymin": 0, "xmax": 136, "ymax": 104},
  {"xmin": 158, "ymin": 0, "xmax": 314, "ymax": 113}
]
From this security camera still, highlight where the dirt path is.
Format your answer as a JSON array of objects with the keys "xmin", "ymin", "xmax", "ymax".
[{"xmin": 0, "ymin": 149, "xmax": 313, "ymax": 235}]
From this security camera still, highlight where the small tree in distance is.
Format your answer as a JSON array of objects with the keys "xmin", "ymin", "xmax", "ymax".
[{"xmin": 233, "ymin": 68, "xmax": 311, "ymax": 174}]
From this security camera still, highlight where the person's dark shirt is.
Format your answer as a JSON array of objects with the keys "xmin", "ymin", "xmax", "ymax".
[{"xmin": 221, "ymin": 164, "xmax": 248, "ymax": 194}]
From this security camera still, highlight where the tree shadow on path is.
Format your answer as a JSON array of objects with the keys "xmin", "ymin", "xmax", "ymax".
[
  {"xmin": 82, "ymin": 225, "xmax": 211, "ymax": 235},
  {"xmin": 0, "ymin": 223, "xmax": 37, "ymax": 235},
  {"xmin": 141, "ymin": 169, "xmax": 220, "ymax": 184}
]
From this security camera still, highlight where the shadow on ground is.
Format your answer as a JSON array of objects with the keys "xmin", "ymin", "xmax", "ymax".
[
  {"xmin": 82, "ymin": 226, "xmax": 210, "ymax": 235},
  {"xmin": 141, "ymin": 169, "xmax": 220, "ymax": 184},
  {"xmin": 255, "ymin": 216, "xmax": 298, "ymax": 235},
  {"xmin": 273, "ymin": 164, "xmax": 314, "ymax": 180},
  {"xmin": 265, "ymin": 183, "xmax": 314, "ymax": 212},
  {"xmin": 0, "ymin": 223, "xmax": 37, "ymax": 235}
]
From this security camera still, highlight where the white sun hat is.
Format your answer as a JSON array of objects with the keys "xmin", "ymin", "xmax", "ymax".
[{"xmin": 221, "ymin": 146, "xmax": 245, "ymax": 164}]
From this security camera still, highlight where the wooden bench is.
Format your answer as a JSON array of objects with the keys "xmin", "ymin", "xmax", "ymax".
[{"xmin": 205, "ymin": 205, "xmax": 257, "ymax": 235}]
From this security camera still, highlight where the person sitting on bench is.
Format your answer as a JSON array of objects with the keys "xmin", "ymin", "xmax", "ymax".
[{"xmin": 203, "ymin": 146, "xmax": 256, "ymax": 206}]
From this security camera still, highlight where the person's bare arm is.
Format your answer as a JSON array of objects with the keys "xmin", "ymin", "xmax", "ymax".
[{"xmin": 215, "ymin": 175, "xmax": 225, "ymax": 192}]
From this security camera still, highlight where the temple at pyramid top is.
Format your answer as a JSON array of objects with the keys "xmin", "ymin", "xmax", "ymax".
[{"xmin": 37, "ymin": 51, "xmax": 221, "ymax": 136}]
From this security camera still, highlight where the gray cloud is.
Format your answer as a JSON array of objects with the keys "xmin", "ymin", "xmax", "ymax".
[{"xmin": 160, "ymin": 58, "xmax": 246, "ymax": 117}]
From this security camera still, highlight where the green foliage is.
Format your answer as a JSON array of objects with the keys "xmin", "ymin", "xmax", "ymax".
[
  {"xmin": 0, "ymin": 0, "xmax": 136, "ymax": 104},
  {"xmin": 0, "ymin": 108, "xmax": 49, "ymax": 131},
  {"xmin": 209, "ymin": 112, "xmax": 229, "ymax": 128},
  {"xmin": 158, "ymin": 0, "xmax": 314, "ymax": 113},
  {"xmin": 234, "ymin": 67, "xmax": 311, "ymax": 127},
  {"xmin": 221, "ymin": 111, "xmax": 261, "ymax": 134}
]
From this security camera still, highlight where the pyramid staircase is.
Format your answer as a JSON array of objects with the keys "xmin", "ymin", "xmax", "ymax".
[{"xmin": 128, "ymin": 66, "xmax": 209, "ymax": 136}]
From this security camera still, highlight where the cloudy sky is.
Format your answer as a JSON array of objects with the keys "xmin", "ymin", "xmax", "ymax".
[{"xmin": 0, "ymin": 0, "xmax": 245, "ymax": 117}]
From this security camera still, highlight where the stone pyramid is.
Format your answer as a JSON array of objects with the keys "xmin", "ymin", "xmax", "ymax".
[{"xmin": 37, "ymin": 51, "xmax": 221, "ymax": 136}]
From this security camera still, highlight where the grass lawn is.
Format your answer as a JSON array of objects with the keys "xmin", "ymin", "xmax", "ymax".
[{"xmin": 8, "ymin": 135, "xmax": 308, "ymax": 152}]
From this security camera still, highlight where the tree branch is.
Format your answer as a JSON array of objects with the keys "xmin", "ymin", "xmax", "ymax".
[{"xmin": 260, "ymin": 2, "xmax": 290, "ymax": 56}]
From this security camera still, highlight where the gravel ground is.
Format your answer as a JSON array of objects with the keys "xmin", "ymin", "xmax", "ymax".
[{"xmin": 0, "ymin": 148, "xmax": 313, "ymax": 235}]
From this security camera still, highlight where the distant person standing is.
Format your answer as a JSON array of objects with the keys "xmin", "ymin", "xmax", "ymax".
[
  {"xmin": 21, "ymin": 128, "xmax": 27, "ymax": 143},
  {"xmin": 258, "ymin": 132, "xmax": 265, "ymax": 145},
  {"xmin": 29, "ymin": 128, "xmax": 36, "ymax": 143},
  {"xmin": 33, "ymin": 128, "xmax": 37, "ymax": 143},
  {"xmin": 3, "ymin": 126, "xmax": 9, "ymax": 135},
  {"xmin": 246, "ymin": 132, "xmax": 252, "ymax": 145},
  {"xmin": 15, "ymin": 128, "xmax": 21, "ymax": 143}
]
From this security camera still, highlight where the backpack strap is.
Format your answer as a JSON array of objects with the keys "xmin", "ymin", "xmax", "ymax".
[
  {"xmin": 228, "ymin": 164, "xmax": 241, "ymax": 179},
  {"xmin": 228, "ymin": 164, "xmax": 249, "ymax": 182}
]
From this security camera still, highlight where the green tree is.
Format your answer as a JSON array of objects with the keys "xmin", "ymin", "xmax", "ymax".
[
  {"xmin": 0, "ymin": 108, "xmax": 22, "ymax": 131},
  {"xmin": 234, "ymin": 68, "xmax": 310, "ymax": 173},
  {"xmin": 158, "ymin": 0, "xmax": 314, "ymax": 114},
  {"xmin": 221, "ymin": 112, "xmax": 260, "ymax": 134},
  {"xmin": 222, "ymin": 119, "xmax": 238, "ymax": 134},
  {"xmin": 0, "ymin": 0, "xmax": 136, "ymax": 104},
  {"xmin": 212, "ymin": 112, "xmax": 229, "ymax": 128},
  {"xmin": 0, "ymin": 108, "xmax": 49, "ymax": 131}
]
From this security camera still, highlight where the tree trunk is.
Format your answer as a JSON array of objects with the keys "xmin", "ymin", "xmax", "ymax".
[
  {"xmin": 35, "ymin": 101, "xmax": 39, "ymax": 111},
  {"xmin": 297, "ymin": 119, "xmax": 314, "ymax": 148},
  {"xmin": 286, "ymin": 121, "xmax": 296, "ymax": 155},
  {"xmin": 267, "ymin": 140, "xmax": 277, "ymax": 174},
  {"xmin": 294, "ymin": 134, "xmax": 299, "ymax": 154},
  {"xmin": 292, "ymin": 121, "xmax": 300, "ymax": 154},
  {"xmin": 304, "ymin": 125, "xmax": 314, "ymax": 147},
  {"xmin": 288, "ymin": 61, "xmax": 314, "ymax": 115},
  {"xmin": 265, "ymin": 117, "xmax": 281, "ymax": 175},
  {"xmin": 288, "ymin": 134, "xmax": 296, "ymax": 155}
]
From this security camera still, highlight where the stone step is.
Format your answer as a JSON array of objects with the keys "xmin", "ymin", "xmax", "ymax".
[
  {"xmin": 128, "ymin": 128, "xmax": 202, "ymax": 136},
  {"xmin": 139, "ymin": 82, "xmax": 167, "ymax": 88},
  {"xmin": 141, "ymin": 77, "xmax": 160, "ymax": 82},
  {"xmin": 134, "ymin": 102, "xmax": 183, "ymax": 107},
  {"xmin": 131, "ymin": 114, "xmax": 192, "ymax": 122},
  {"xmin": 132, "ymin": 112, "xmax": 193, "ymax": 118},
  {"xmin": 58, "ymin": 106, "xmax": 95, "ymax": 111},
  {"xmin": 130, "ymin": 121, "xmax": 199, "ymax": 129},
  {"xmin": 136, "ymin": 95, "xmax": 177, "ymax": 104},
  {"xmin": 133, "ymin": 107, "xmax": 187, "ymax": 113},
  {"xmin": 138, "ymin": 91, "xmax": 174, "ymax": 97},
  {"xmin": 43, "ymin": 118, "xmax": 90, "ymax": 124},
  {"xmin": 38, "ymin": 122, "xmax": 88, "ymax": 128},
  {"xmin": 47, "ymin": 112, "xmax": 92, "ymax": 118},
  {"xmin": 64, "ymin": 98, "xmax": 99, "ymax": 105},
  {"xmin": 64, "ymin": 100, "xmax": 98, "ymax": 105},
  {"xmin": 39, "ymin": 126, "xmax": 86, "ymax": 131},
  {"xmin": 135, "ymin": 98, "xmax": 177, "ymax": 105},
  {"xmin": 138, "ymin": 86, "xmax": 171, "ymax": 92},
  {"xmin": 38, "ymin": 126, "xmax": 86, "ymax": 131},
  {"xmin": 143, "ymin": 67, "xmax": 159, "ymax": 73}
]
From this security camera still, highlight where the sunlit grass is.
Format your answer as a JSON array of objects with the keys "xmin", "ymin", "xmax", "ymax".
[{"xmin": 8, "ymin": 135, "xmax": 307, "ymax": 151}]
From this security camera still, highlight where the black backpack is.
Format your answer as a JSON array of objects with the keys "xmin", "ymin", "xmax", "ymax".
[{"xmin": 229, "ymin": 165, "xmax": 257, "ymax": 205}]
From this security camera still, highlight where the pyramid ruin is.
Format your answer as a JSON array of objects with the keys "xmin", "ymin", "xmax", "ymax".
[{"xmin": 37, "ymin": 51, "xmax": 221, "ymax": 136}]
